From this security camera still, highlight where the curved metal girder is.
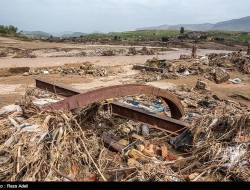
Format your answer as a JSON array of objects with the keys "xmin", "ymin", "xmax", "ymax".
[{"xmin": 44, "ymin": 84, "xmax": 184, "ymax": 119}]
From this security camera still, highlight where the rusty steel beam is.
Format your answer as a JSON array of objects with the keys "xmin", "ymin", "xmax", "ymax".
[
  {"xmin": 35, "ymin": 78, "xmax": 184, "ymax": 119},
  {"xmin": 35, "ymin": 78, "xmax": 187, "ymax": 133},
  {"xmin": 35, "ymin": 78, "xmax": 82, "ymax": 97},
  {"xmin": 111, "ymin": 102, "xmax": 187, "ymax": 133}
]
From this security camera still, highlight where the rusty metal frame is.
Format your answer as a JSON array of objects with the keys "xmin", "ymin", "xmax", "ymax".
[
  {"xmin": 35, "ymin": 78, "xmax": 187, "ymax": 134},
  {"xmin": 111, "ymin": 102, "xmax": 187, "ymax": 133},
  {"xmin": 36, "ymin": 78, "xmax": 184, "ymax": 119}
]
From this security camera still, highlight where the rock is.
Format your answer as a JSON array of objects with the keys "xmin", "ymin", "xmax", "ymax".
[
  {"xmin": 198, "ymin": 66, "xmax": 207, "ymax": 73},
  {"xmin": 23, "ymin": 72, "xmax": 29, "ymax": 76},
  {"xmin": 195, "ymin": 79, "xmax": 209, "ymax": 90},
  {"xmin": 214, "ymin": 68, "xmax": 230, "ymax": 84},
  {"xmin": 200, "ymin": 56, "xmax": 209, "ymax": 65}
]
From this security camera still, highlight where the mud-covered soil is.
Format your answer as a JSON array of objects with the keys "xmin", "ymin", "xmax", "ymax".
[{"xmin": 0, "ymin": 36, "xmax": 249, "ymax": 108}]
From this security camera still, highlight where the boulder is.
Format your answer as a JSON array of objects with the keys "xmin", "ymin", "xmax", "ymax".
[
  {"xmin": 195, "ymin": 79, "xmax": 209, "ymax": 90},
  {"xmin": 214, "ymin": 68, "xmax": 230, "ymax": 84}
]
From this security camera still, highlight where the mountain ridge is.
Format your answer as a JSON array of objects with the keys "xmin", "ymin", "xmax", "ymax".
[{"xmin": 136, "ymin": 16, "xmax": 250, "ymax": 32}]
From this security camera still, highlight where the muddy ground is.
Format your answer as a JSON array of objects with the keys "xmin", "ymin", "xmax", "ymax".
[
  {"xmin": 0, "ymin": 36, "xmax": 250, "ymax": 182},
  {"xmin": 0, "ymin": 36, "xmax": 249, "ymax": 108}
]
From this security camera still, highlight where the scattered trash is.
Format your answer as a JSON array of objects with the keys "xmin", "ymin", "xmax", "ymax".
[
  {"xmin": 43, "ymin": 70, "xmax": 49, "ymax": 75},
  {"xmin": 183, "ymin": 69, "xmax": 190, "ymax": 76},
  {"xmin": 228, "ymin": 78, "xmax": 241, "ymax": 84},
  {"xmin": 23, "ymin": 72, "xmax": 29, "ymax": 76},
  {"xmin": 0, "ymin": 104, "xmax": 23, "ymax": 116},
  {"xmin": 141, "ymin": 124, "xmax": 150, "ymax": 136}
]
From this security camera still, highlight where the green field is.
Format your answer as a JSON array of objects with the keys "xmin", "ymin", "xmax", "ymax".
[
  {"xmin": 84, "ymin": 29, "xmax": 250, "ymax": 42},
  {"xmin": 84, "ymin": 30, "xmax": 180, "ymax": 40},
  {"xmin": 207, "ymin": 30, "xmax": 250, "ymax": 42}
]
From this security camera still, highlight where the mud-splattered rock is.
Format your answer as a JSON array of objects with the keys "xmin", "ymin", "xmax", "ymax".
[
  {"xmin": 214, "ymin": 68, "xmax": 230, "ymax": 84},
  {"xmin": 195, "ymin": 79, "xmax": 209, "ymax": 90}
]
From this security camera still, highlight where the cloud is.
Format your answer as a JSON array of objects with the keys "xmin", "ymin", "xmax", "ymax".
[{"xmin": 0, "ymin": 0, "xmax": 249, "ymax": 33}]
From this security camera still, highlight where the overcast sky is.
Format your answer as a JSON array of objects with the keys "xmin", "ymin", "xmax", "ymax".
[{"xmin": 0, "ymin": 0, "xmax": 249, "ymax": 33}]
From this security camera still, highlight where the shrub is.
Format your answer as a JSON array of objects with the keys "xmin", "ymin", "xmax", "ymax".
[{"xmin": 161, "ymin": 36, "xmax": 169, "ymax": 42}]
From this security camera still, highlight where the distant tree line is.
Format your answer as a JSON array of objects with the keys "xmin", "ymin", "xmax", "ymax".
[{"xmin": 0, "ymin": 25, "xmax": 18, "ymax": 35}]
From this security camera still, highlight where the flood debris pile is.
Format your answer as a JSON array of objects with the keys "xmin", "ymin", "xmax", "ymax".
[
  {"xmin": 0, "ymin": 90, "xmax": 182, "ymax": 181},
  {"xmin": 203, "ymin": 67, "xmax": 230, "ymax": 84},
  {"xmin": 100, "ymin": 49, "xmax": 126, "ymax": 56},
  {"xmin": 191, "ymin": 108, "xmax": 250, "ymax": 181},
  {"xmin": 138, "ymin": 46, "xmax": 155, "ymax": 55},
  {"xmin": 178, "ymin": 50, "xmax": 250, "ymax": 84},
  {"xmin": 207, "ymin": 52, "xmax": 250, "ymax": 74},
  {"xmin": 101, "ymin": 49, "xmax": 116, "ymax": 56},
  {"xmin": 0, "ymin": 51, "xmax": 8, "ymax": 58},
  {"xmin": 25, "ymin": 62, "xmax": 108, "ymax": 77},
  {"xmin": 133, "ymin": 57, "xmax": 189, "ymax": 83},
  {"xmin": 145, "ymin": 57, "xmax": 167, "ymax": 68},
  {"xmin": 12, "ymin": 50, "xmax": 37, "ymax": 58},
  {"xmin": 0, "ymin": 85, "xmax": 249, "ymax": 182},
  {"xmin": 127, "ymin": 47, "xmax": 137, "ymax": 55},
  {"xmin": 127, "ymin": 46, "xmax": 154, "ymax": 56}
]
